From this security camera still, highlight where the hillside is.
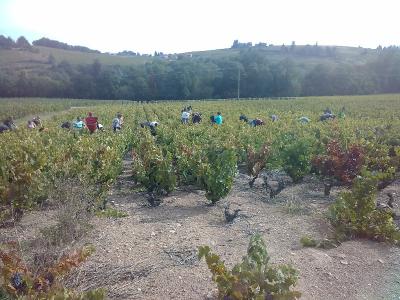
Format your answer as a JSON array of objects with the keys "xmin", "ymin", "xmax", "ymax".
[
  {"xmin": 0, "ymin": 44, "xmax": 377, "ymax": 70},
  {"xmin": 0, "ymin": 46, "xmax": 151, "ymax": 70},
  {"xmin": 0, "ymin": 41, "xmax": 399, "ymax": 100},
  {"xmin": 191, "ymin": 45, "xmax": 376, "ymax": 64}
]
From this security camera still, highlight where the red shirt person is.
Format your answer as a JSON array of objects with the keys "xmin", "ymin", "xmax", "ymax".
[{"xmin": 85, "ymin": 112, "xmax": 98, "ymax": 134}]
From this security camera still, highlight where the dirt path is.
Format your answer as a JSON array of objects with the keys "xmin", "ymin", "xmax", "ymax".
[{"xmin": 63, "ymin": 157, "xmax": 400, "ymax": 300}]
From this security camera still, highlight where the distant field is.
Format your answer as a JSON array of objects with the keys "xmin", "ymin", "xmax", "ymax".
[
  {"xmin": 0, "ymin": 98, "xmax": 116, "ymax": 121},
  {"xmin": 1, "ymin": 93, "xmax": 399, "ymax": 123},
  {"xmin": 0, "ymin": 46, "xmax": 151, "ymax": 70}
]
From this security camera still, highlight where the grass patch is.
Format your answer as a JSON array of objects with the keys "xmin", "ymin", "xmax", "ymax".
[
  {"xmin": 96, "ymin": 208, "xmax": 128, "ymax": 218},
  {"xmin": 300, "ymin": 235, "xmax": 318, "ymax": 247},
  {"xmin": 283, "ymin": 196, "xmax": 312, "ymax": 215},
  {"xmin": 300, "ymin": 235, "xmax": 340, "ymax": 249}
]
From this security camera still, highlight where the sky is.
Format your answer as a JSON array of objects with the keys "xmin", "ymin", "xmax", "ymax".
[{"xmin": 0, "ymin": 0, "xmax": 398, "ymax": 54}]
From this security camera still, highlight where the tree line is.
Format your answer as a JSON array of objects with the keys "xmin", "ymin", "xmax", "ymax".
[
  {"xmin": 0, "ymin": 35, "xmax": 100, "ymax": 54},
  {"xmin": 1, "ymin": 39, "xmax": 400, "ymax": 99}
]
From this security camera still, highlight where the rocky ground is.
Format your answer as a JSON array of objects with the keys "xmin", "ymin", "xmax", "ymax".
[{"xmin": 1, "ymin": 157, "xmax": 400, "ymax": 299}]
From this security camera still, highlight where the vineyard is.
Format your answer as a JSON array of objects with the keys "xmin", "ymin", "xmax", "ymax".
[
  {"xmin": 0, "ymin": 98, "xmax": 120, "ymax": 121},
  {"xmin": 1, "ymin": 95, "xmax": 400, "ymax": 299}
]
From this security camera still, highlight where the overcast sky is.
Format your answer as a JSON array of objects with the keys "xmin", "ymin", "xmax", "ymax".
[{"xmin": 0, "ymin": 0, "xmax": 398, "ymax": 54}]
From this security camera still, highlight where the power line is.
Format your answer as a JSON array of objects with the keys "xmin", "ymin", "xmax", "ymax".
[{"xmin": 237, "ymin": 68, "xmax": 240, "ymax": 100}]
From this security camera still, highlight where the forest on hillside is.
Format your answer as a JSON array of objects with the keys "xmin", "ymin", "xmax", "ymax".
[{"xmin": 1, "ymin": 35, "xmax": 400, "ymax": 100}]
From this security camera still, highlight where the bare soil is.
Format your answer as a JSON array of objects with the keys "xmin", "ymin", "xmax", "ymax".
[{"xmin": 2, "ymin": 158, "xmax": 400, "ymax": 300}]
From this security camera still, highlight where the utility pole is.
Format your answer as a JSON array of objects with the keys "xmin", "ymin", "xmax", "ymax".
[{"xmin": 237, "ymin": 68, "xmax": 240, "ymax": 100}]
